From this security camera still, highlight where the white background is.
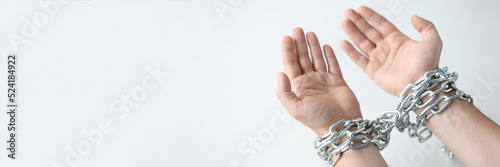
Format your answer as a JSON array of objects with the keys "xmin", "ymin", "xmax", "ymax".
[{"xmin": 0, "ymin": 0, "xmax": 499, "ymax": 166}]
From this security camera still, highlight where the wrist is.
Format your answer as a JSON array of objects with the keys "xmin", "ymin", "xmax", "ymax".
[
  {"xmin": 314, "ymin": 114, "xmax": 363, "ymax": 137},
  {"xmin": 395, "ymin": 67, "xmax": 473, "ymax": 142},
  {"xmin": 314, "ymin": 118, "xmax": 388, "ymax": 166},
  {"xmin": 397, "ymin": 66, "xmax": 440, "ymax": 97},
  {"xmin": 314, "ymin": 128, "xmax": 330, "ymax": 137},
  {"xmin": 424, "ymin": 99, "xmax": 473, "ymax": 139},
  {"xmin": 412, "ymin": 85, "xmax": 456, "ymax": 116}
]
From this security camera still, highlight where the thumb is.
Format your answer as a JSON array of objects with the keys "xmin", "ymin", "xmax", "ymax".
[
  {"xmin": 276, "ymin": 72, "xmax": 298, "ymax": 109},
  {"xmin": 411, "ymin": 15, "xmax": 441, "ymax": 42}
]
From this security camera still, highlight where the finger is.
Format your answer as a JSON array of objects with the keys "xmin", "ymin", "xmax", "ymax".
[
  {"xmin": 276, "ymin": 72, "xmax": 298, "ymax": 110},
  {"xmin": 341, "ymin": 19, "xmax": 376, "ymax": 56},
  {"xmin": 344, "ymin": 9, "xmax": 384, "ymax": 45},
  {"xmin": 291, "ymin": 27, "xmax": 313, "ymax": 73},
  {"xmin": 340, "ymin": 40, "xmax": 369, "ymax": 72},
  {"xmin": 323, "ymin": 45, "xmax": 343, "ymax": 77},
  {"xmin": 411, "ymin": 15, "xmax": 441, "ymax": 42},
  {"xmin": 306, "ymin": 32, "xmax": 327, "ymax": 72},
  {"xmin": 281, "ymin": 36, "xmax": 301, "ymax": 79},
  {"xmin": 357, "ymin": 6, "xmax": 401, "ymax": 37}
]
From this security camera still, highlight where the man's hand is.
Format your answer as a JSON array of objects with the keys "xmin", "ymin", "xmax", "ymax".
[
  {"xmin": 277, "ymin": 27, "xmax": 361, "ymax": 136},
  {"xmin": 341, "ymin": 6, "xmax": 442, "ymax": 96}
]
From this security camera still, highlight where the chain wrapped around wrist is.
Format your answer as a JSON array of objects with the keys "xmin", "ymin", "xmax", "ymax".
[
  {"xmin": 314, "ymin": 116, "xmax": 397, "ymax": 166},
  {"xmin": 396, "ymin": 67, "xmax": 472, "ymax": 142},
  {"xmin": 314, "ymin": 67, "xmax": 472, "ymax": 166}
]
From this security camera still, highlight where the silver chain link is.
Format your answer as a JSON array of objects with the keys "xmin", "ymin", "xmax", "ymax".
[
  {"xmin": 396, "ymin": 67, "xmax": 472, "ymax": 142},
  {"xmin": 314, "ymin": 116, "xmax": 397, "ymax": 166},
  {"xmin": 315, "ymin": 67, "xmax": 472, "ymax": 166}
]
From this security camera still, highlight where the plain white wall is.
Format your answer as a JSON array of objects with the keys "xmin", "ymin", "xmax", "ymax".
[{"xmin": 0, "ymin": 0, "xmax": 499, "ymax": 166}]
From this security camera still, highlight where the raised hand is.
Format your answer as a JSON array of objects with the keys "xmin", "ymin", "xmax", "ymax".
[
  {"xmin": 341, "ymin": 6, "xmax": 442, "ymax": 96},
  {"xmin": 277, "ymin": 28, "xmax": 361, "ymax": 136}
]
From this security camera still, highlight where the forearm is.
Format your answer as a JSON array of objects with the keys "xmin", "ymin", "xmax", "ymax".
[
  {"xmin": 336, "ymin": 144, "xmax": 387, "ymax": 167},
  {"xmin": 425, "ymin": 100, "xmax": 500, "ymax": 166}
]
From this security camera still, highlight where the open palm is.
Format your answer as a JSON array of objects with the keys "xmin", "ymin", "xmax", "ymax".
[
  {"xmin": 277, "ymin": 28, "xmax": 360, "ymax": 136},
  {"xmin": 340, "ymin": 6, "xmax": 442, "ymax": 96}
]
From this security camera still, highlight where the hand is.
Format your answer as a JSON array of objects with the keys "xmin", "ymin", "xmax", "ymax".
[
  {"xmin": 276, "ymin": 28, "xmax": 361, "ymax": 136},
  {"xmin": 340, "ymin": 6, "xmax": 442, "ymax": 96}
]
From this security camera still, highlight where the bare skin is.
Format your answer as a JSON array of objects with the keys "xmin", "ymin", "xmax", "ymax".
[
  {"xmin": 341, "ymin": 6, "xmax": 500, "ymax": 167},
  {"xmin": 277, "ymin": 5, "xmax": 500, "ymax": 167},
  {"xmin": 340, "ymin": 7, "xmax": 441, "ymax": 97},
  {"xmin": 277, "ymin": 27, "xmax": 387, "ymax": 166}
]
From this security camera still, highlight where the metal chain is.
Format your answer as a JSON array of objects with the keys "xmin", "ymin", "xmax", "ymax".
[
  {"xmin": 314, "ymin": 116, "xmax": 397, "ymax": 166},
  {"xmin": 396, "ymin": 67, "xmax": 472, "ymax": 142},
  {"xmin": 314, "ymin": 67, "xmax": 472, "ymax": 166}
]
